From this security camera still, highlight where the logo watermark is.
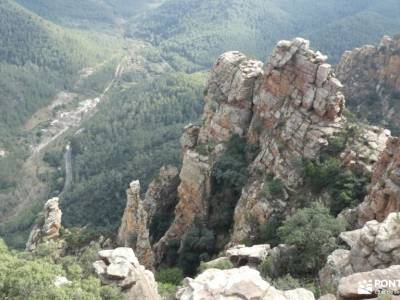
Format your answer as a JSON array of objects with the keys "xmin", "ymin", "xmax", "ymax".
[{"xmin": 358, "ymin": 279, "xmax": 400, "ymax": 295}]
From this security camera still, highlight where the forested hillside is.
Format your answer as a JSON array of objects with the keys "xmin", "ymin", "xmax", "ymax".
[
  {"xmin": 0, "ymin": 0, "xmax": 115, "ymax": 158},
  {"xmin": 0, "ymin": 0, "xmax": 120, "ymax": 247},
  {"xmin": 15, "ymin": 0, "xmax": 164, "ymax": 28},
  {"xmin": 131, "ymin": 0, "xmax": 400, "ymax": 68},
  {"xmin": 61, "ymin": 71, "xmax": 204, "ymax": 228}
]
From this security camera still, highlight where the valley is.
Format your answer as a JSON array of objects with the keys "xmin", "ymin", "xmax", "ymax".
[{"xmin": 1, "ymin": 1, "xmax": 400, "ymax": 299}]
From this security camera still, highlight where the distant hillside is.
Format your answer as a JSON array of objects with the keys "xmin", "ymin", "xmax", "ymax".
[
  {"xmin": 130, "ymin": 0, "xmax": 400, "ymax": 68},
  {"xmin": 0, "ymin": 0, "xmax": 114, "ymax": 133},
  {"xmin": 16, "ymin": 0, "xmax": 165, "ymax": 28},
  {"xmin": 0, "ymin": 0, "xmax": 116, "ymax": 204}
]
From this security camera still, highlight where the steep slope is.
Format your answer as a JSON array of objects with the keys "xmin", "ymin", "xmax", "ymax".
[
  {"xmin": 337, "ymin": 35, "xmax": 400, "ymax": 136},
  {"xmin": 131, "ymin": 0, "xmax": 400, "ymax": 69}
]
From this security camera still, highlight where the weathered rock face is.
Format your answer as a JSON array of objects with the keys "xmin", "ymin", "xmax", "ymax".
[
  {"xmin": 152, "ymin": 37, "xmax": 389, "ymax": 263},
  {"xmin": 337, "ymin": 35, "xmax": 400, "ymax": 134},
  {"xmin": 117, "ymin": 180, "xmax": 154, "ymax": 269},
  {"xmin": 176, "ymin": 266, "xmax": 315, "ymax": 300},
  {"xmin": 26, "ymin": 197, "xmax": 62, "ymax": 251},
  {"xmin": 357, "ymin": 137, "xmax": 400, "ymax": 225},
  {"xmin": 153, "ymin": 52, "xmax": 264, "ymax": 264},
  {"xmin": 232, "ymin": 38, "xmax": 347, "ymax": 242},
  {"xmin": 93, "ymin": 247, "xmax": 160, "ymax": 300},
  {"xmin": 320, "ymin": 212, "xmax": 400, "ymax": 291},
  {"xmin": 144, "ymin": 165, "xmax": 179, "ymax": 225}
]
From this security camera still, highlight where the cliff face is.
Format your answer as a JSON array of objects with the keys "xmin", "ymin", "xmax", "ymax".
[
  {"xmin": 150, "ymin": 38, "xmax": 389, "ymax": 265},
  {"xmin": 337, "ymin": 35, "xmax": 400, "ymax": 135},
  {"xmin": 357, "ymin": 137, "xmax": 400, "ymax": 225}
]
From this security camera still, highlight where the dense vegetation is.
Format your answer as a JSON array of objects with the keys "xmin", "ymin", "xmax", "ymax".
[
  {"xmin": 0, "ymin": 239, "xmax": 123, "ymax": 299},
  {"xmin": 131, "ymin": 0, "xmax": 400, "ymax": 68},
  {"xmin": 15, "ymin": 0, "xmax": 164, "ymax": 28},
  {"xmin": 0, "ymin": 0, "xmax": 112, "ymax": 133},
  {"xmin": 0, "ymin": 0, "xmax": 117, "ymax": 194},
  {"xmin": 61, "ymin": 72, "xmax": 204, "ymax": 228}
]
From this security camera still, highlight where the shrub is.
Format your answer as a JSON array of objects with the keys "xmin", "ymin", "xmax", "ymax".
[
  {"xmin": 304, "ymin": 158, "xmax": 368, "ymax": 215},
  {"xmin": 273, "ymin": 274, "xmax": 301, "ymax": 291},
  {"xmin": 212, "ymin": 134, "xmax": 248, "ymax": 191},
  {"xmin": 198, "ymin": 257, "xmax": 233, "ymax": 272},
  {"xmin": 268, "ymin": 178, "xmax": 285, "ymax": 197},
  {"xmin": 178, "ymin": 225, "xmax": 216, "ymax": 276},
  {"xmin": 255, "ymin": 215, "xmax": 283, "ymax": 247},
  {"xmin": 258, "ymin": 256, "xmax": 273, "ymax": 279},
  {"xmin": 156, "ymin": 267, "xmax": 184, "ymax": 285},
  {"xmin": 158, "ymin": 283, "xmax": 178, "ymax": 300},
  {"xmin": 277, "ymin": 203, "xmax": 345, "ymax": 275}
]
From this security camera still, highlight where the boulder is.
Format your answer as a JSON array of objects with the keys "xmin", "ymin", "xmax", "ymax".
[
  {"xmin": 320, "ymin": 213, "xmax": 400, "ymax": 292},
  {"xmin": 337, "ymin": 265, "xmax": 400, "ymax": 299},
  {"xmin": 176, "ymin": 266, "xmax": 315, "ymax": 300},
  {"xmin": 93, "ymin": 247, "xmax": 160, "ymax": 300},
  {"xmin": 226, "ymin": 244, "xmax": 270, "ymax": 267}
]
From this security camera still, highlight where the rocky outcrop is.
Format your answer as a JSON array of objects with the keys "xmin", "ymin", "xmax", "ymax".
[
  {"xmin": 117, "ymin": 180, "xmax": 154, "ymax": 269},
  {"xmin": 152, "ymin": 37, "xmax": 389, "ymax": 263},
  {"xmin": 93, "ymin": 247, "xmax": 160, "ymax": 300},
  {"xmin": 226, "ymin": 244, "xmax": 270, "ymax": 267},
  {"xmin": 177, "ymin": 266, "xmax": 315, "ymax": 300},
  {"xmin": 153, "ymin": 52, "xmax": 264, "ymax": 264},
  {"xmin": 357, "ymin": 137, "xmax": 400, "ymax": 225},
  {"xmin": 320, "ymin": 212, "xmax": 400, "ymax": 291},
  {"xmin": 337, "ymin": 35, "xmax": 400, "ymax": 134},
  {"xmin": 26, "ymin": 197, "xmax": 62, "ymax": 251},
  {"xmin": 231, "ymin": 38, "xmax": 347, "ymax": 242}
]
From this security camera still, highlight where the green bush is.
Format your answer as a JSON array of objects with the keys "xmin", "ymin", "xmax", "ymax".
[
  {"xmin": 156, "ymin": 267, "xmax": 184, "ymax": 285},
  {"xmin": 0, "ymin": 238, "xmax": 124, "ymax": 299},
  {"xmin": 268, "ymin": 178, "xmax": 285, "ymax": 198},
  {"xmin": 212, "ymin": 134, "xmax": 248, "ymax": 191},
  {"xmin": 273, "ymin": 274, "xmax": 301, "ymax": 291},
  {"xmin": 158, "ymin": 283, "xmax": 178, "ymax": 300},
  {"xmin": 198, "ymin": 257, "xmax": 233, "ymax": 273},
  {"xmin": 304, "ymin": 158, "xmax": 369, "ymax": 215},
  {"xmin": 255, "ymin": 215, "xmax": 283, "ymax": 247},
  {"xmin": 178, "ymin": 225, "xmax": 216, "ymax": 276},
  {"xmin": 277, "ymin": 203, "xmax": 345, "ymax": 275}
]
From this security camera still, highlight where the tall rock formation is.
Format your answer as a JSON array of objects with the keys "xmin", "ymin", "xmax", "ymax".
[
  {"xmin": 118, "ymin": 166, "xmax": 179, "ymax": 269},
  {"xmin": 117, "ymin": 180, "xmax": 154, "ymax": 269},
  {"xmin": 152, "ymin": 37, "xmax": 389, "ymax": 265},
  {"xmin": 337, "ymin": 35, "xmax": 400, "ymax": 135},
  {"xmin": 357, "ymin": 137, "xmax": 400, "ymax": 225},
  {"xmin": 154, "ymin": 52, "xmax": 264, "ymax": 263},
  {"xmin": 26, "ymin": 197, "xmax": 62, "ymax": 251}
]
